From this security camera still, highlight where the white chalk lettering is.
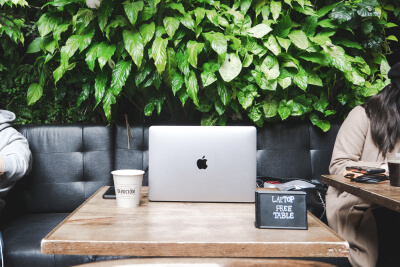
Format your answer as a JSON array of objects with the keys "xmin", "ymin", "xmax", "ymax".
[
  {"xmin": 272, "ymin": 195, "xmax": 295, "ymax": 203},
  {"xmin": 272, "ymin": 211, "xmax": 295, "ymax": 219},
  {"xmin": 275, "ymin": 205, "xmax": 293, "ymax": 212}
]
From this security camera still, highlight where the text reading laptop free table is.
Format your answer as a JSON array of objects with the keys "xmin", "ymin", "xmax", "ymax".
[
  {"xmin": 41, "ymin": 187, "xmax": 349, "ymax": 257},
  {"xmin": 321, "ymin": 174, "xmax": 400, "ymax": 212}
]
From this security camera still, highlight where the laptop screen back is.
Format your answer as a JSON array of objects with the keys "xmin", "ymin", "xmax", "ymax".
[{"xmin": 148, "ymin": 126, "xmax": 256, "ymax": 202}]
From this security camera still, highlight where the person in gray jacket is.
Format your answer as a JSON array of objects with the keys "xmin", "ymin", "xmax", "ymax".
[
  {"xmin": 0, "ymin": 109, "xmax": 32, "ymax": 210},
  {"xmin": 0, "ymin": 108, "xmax": 32, "ymax": 266}
]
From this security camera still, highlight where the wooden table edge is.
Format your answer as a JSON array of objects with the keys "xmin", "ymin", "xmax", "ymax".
[
  {"xmin": 320, "ymin": 174, "xmax": 400, "ymax": 213},
  {"xmin": 41, "ymin": 186, "xmax": 349, "ymax": 258}
]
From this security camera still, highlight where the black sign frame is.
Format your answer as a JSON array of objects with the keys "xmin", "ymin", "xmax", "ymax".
[{"xmin": 255, "ymin": 191, "xmax": 308, "ymax": 230}]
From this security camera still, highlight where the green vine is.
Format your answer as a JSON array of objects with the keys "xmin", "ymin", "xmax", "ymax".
[{"xmin": 2, "ymin": 0, "xmax": 400, "ymax": 130}]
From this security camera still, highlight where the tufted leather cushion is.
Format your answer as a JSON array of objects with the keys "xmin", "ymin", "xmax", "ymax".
[
  {"xmin": 257, "ymin": 122, "xmax": 340, "ymax": 180},
  {"xmin": 11, "ymin": 124, "xmax": 114, "ymax": 213}
]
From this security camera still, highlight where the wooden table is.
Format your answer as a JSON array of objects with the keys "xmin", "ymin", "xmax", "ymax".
[
  {"xmin": 321, "ymin": 174, "xmax": 400, "ymax": 213},
  {"xmin": 41, "ymin": 187, "xmax": 349, "ymax": 257},
  {"xmin": 74, "ymin": 258, "xmax": 336, "ymax": 267}
]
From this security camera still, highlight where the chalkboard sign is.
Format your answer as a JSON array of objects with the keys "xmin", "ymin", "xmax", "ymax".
[{"xmin": 255, "ymin": 191, "xmax": 307, "ymax": 230}]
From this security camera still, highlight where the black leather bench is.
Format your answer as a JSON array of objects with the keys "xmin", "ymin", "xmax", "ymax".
[{"xmin": 0, "ymin": 122, "xmax": 346, "ymax": 266}]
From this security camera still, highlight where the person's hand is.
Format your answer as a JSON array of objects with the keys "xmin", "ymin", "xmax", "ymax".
[{"xmin": 343, "ymin": 170, "xmax": 363, "ymax": 178}]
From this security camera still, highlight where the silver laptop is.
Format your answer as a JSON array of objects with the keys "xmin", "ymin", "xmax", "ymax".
[{"xmin": 148, "ymin": 126, "xmax": 256, "ymax": 202}]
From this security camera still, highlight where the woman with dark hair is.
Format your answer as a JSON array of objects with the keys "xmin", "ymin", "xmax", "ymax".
[{"xmin": 326, "ymin": 62, "xmax": 400, "ymax": 267}]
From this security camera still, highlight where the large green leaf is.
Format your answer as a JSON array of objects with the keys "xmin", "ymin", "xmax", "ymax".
[
  {"xmin": 270, "ymin": 0, "xmax": 282, "ymax": 21},
  {"xmin": 194, "ymin": 7, "xmax": 206, "ymax": 25},
  {"xmin": 163, "ymin": 17, "xmax": 180, "ymax": 38},
  {"xmin": 278, "ymin": 99, "xmax": 293, "ymax": 120},
  {"xmin": 263, "ymin": 98, "xmax": 279, "ymax": 118},
  {"xmin": 61, "ymin": 35, "xmax": 81, "ymax": 64},
  {"xmin": 302, "ymin": 16, "xmax": 318, "ymax": 37},
  {"xmin": 37, "ymin": 13, "xmax": 57, "ymax": 38},
  {"xmin": 111, "ymin": 60, "xmax": 132, "ymax": 96},
  {"xmin": 98, "ymin": 0, "xmax": 114, "ymax": 33},
  {"xmin": 201, "ymin": 71, "xmax": 217, "ymax": 87},
  {"xmin": 42, "ymin": 37, "xmax": 56, "ymax": 54},
  {"xmin": 288, "ymin": 30, "xmax": 309, "ymax": 49},
  {"xmin": 103, "ymin": 89, "xmax": 116, "ymax": 122},
  {"xmin": 98, "ymin": 42, "xmax": 116, "ymax": 70},
  {"xmin": 95, "ymin": 70, "xmax": 108, "ymax": 108},
  {"xmin": 334, "ymin": 38, "xmax": 363, "ymax": 49},
  {"xmin": 307, "ymin": 70, "xmax": 323, "ymax": 87},
  {"xmin": 180, "ymin": 13, "xmax": 195, "ymax": 31},
  {"xmin": 293, "ymin": 67, "xmax": 308, "ymax": 91},
  {"xmin": 274, "ymin": 15, "xmax": 292, "ymax": 38},
  {"xmin": 144, "ymin": 98, "xmax": 156, "ymax": 116},
  {"xmin": 162, "ymin": 47, "xmax": 178, "ymax": 87},
  {"xmin": 124, "ymin": 1, "xmax": 144, "ymax": 26},
  {"xmin": 139, "ymin": 22, "xmax": 155, "ymax": 46},
  {"xmin": 187, "ymin": 41, "xmax": 204, "ymax": 68},
  {"xmin": 246, "ymin": 24, "xmax": 273, "ymax": 38},
  {"xmin": 172, "ymin": 72, "xmax": 184, "ymax": 95},
  {"xmin": 261, "ymin": 55, "xmax": 280, "ymax": 80},
  {"xmin": 185, "ymin": 71, "xmax": 199, "ymax": 106},
  {"xmin": 322, "ymin": 45, "xmax": 352, "ymax": 72},
  {"xmin": 329, "ymin": 4, "xmax": 354, "ymax": 23},
  {"xmin": 310, "ymin": 113, "xmax": 330, "ymax": 132},
  {"xmin": 344, "ymin": 69, "xmax": 365, "ymax": 86},
  {"xmin": 167, "ymin": 2, "xmax": 185, "ymax": 14},
  {"xmin": 53, "ymin": 23, "xmax": 70, "ymax": 42},
  {"xmin": 276, "ymin": 37, "xmax": 291, "ymax": 51},
  {"xmin": 27, "ymin": 37, "xmax": 41, "ymax": 54},
  {"xmin": 152, "ymin": 37, "xmax": 168, "ymax": 73},
  {"xmin": 264, "ymin": 35, "xmax": 281, "ymax": 56},
  {"xmin": 206, "ymin": 9, "xmax": 219, "ymax": 26},
  {"xmin": 316, "ymin": 2, "xmax": 339, "ymax": 18},
  {"xmin": 134, "ymin": 64, "xmax": 152, "ymax": 87},
  {"xmin": 176, "ymin": 51, "xmax": 190, "ymax": 75},
  {"xmin": 241, "ymin": 0, "xmax": 252, "ymax": 14},
  {"xmin": 27, "ymin": 83, "xmax": 43, "ymax": 105},
  {"xmin": 203, "ymin": 32, "xmax": 227, "ymax": 58},
  {"xmin": 86, "ymin": 43, "xmax": 99, "ymax": 71},
  {"xmin": 53, "ymin": 64, "xmax": 66, "ymax": 84},
  {"xmin": 123, "ymin": 30, "xmax": 144, "ymax": 68},
  {"xmin": 77, "ymin": 83, "xmax": 90, "ymax": 107},
  {"xmin": 219, "ymin": 53, "xmax": 242, "ymax": 82},
  {"xmin": 217, "ymin": 80, "xmax": 232, "ymax": 106},
  {"xmin": 299, "ymin": 52, "xmax": 329, "ymax": 66},
  {"xmin": 79, "ymin": 27, "xmax": 95, "ymax": 52},
  {"xmin": 73, "ymin": 8, "xmax": 95, "ymax": 34}
]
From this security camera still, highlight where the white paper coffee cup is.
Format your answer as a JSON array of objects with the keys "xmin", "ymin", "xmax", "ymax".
[{"xmin": 111, "ymin": 169, "xmax": 145, "ymax": 208}]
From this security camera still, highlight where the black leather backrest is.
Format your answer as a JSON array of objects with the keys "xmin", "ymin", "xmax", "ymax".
[
  {"xmin": 257, "ymin": 121, "xmax": 341, "ymax": 181},
  {"xmin": 12, "ymin": 124, "xmax": 114, "ymax": 213},
  {"xmin": 6, "ymin": 122, "xmax": 340, "ymax": 215},
  {"xmin": 310, "ymin": 122, "xmax": 341, "ymax": 180}
]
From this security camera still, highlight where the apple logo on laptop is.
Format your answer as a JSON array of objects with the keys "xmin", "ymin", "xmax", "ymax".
[{"xmin": 197, "ymin": 156, "xmax": 208, "ymax": 170}]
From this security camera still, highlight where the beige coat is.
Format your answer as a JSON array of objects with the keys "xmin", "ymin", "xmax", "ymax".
[{"xmin": 327, "ymin": 106, "xmax": 400, "ymax": 267}]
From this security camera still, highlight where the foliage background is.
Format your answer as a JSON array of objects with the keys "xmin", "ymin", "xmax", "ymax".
[{"xmin": 1, "ymin": 0, "xmax": 400, "ymax": 130}]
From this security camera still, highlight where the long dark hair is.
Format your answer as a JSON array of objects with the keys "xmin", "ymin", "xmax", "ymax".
[{"xmin": 363, "ymin": 83, "xmax": 400, "ymax": 157}]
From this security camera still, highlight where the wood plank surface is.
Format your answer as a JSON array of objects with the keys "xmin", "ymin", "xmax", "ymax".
[
  {"xmin": 74, "ymin": 258, "xmax": 336, "ymax": 267},
  {"xmin": 321, "ymin": 174, "xmax": 400, "ymax": 212},
  {"xmin": 41, "ymin": 187, "xmax": 349, "ymax": 257}
]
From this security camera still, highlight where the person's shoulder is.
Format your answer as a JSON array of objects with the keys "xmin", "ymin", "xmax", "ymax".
[{"xmin": 347, "ymin": 106, "xmax": 367, "ymax": 119}]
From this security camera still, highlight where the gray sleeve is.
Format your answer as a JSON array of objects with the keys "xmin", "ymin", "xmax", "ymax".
[{"xmin": 0, "ymin": 129, "xmax": 32, "ymax": 181}]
